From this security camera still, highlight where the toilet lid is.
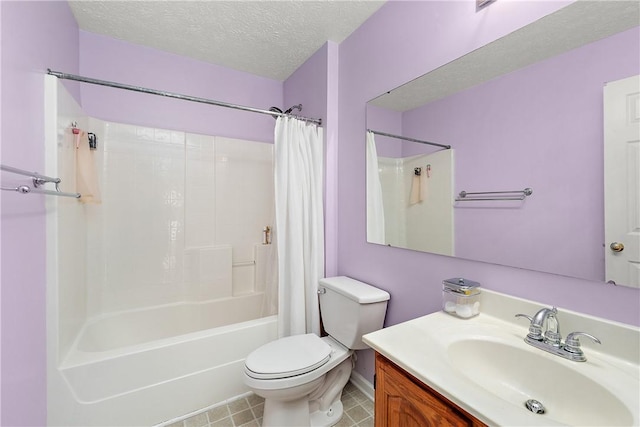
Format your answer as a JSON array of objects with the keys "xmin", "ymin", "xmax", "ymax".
[{"xmin": 245, "ymin": 334, "xmax": 332, "ymax": 380}]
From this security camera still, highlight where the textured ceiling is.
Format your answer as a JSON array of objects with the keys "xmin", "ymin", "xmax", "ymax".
[{"xmin": 68, "ymin": 0, "xmax": 385, "ymax": 81}]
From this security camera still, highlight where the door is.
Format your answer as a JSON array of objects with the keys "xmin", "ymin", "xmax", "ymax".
[{"xmin": 604, "ymin": 75, "xmax": 640, "ymax": 287}]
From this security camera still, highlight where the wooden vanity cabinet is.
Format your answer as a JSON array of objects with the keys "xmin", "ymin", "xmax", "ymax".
[{"xmin": 374, "ymin": 353, "xmax": 487, "ymax": 427}]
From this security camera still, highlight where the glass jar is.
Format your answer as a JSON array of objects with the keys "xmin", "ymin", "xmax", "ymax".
[{"xmin": 442, "ymin": 278, "xmax": 481, "ymax": 319}]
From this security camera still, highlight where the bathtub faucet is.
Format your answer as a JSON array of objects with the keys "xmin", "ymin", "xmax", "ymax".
[{"xmin": 263, "ymin": 226, "xmax": 271, "ymax": 245}]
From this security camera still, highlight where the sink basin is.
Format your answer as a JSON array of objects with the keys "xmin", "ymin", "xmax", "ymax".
[{"xmin": 448, "ymin": 339, "xmax": 633, "ymax": 426}]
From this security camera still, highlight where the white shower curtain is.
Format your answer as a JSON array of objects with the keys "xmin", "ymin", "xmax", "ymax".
[
  {"xmin": 366, "ymin": 131, "xmax": 386, "ymax": 244},
  {"xmin": 274, "ymin": 117, "xmax": 324, "ymax": 337}
]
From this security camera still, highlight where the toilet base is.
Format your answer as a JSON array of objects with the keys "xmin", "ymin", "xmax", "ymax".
[
  {"xmin": 262, "ymin": 396, "xmax": 345, "ymax": 427},
  {"xmin": 310, "ymin": 400, "xmax": 344, "ymax": 427},
  {"xmin": 262, "ymin": 397, "xmax": 312, "ymax": 427}
]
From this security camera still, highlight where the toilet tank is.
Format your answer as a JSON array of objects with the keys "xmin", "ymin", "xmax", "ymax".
[{"xmin": 319, "ymin": 276, "xmax": 390, "ymax": 350}]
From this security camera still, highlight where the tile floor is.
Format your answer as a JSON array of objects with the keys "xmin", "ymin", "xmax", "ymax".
[{"xmin": 165, "ymin": 382, "xmax": 373, "ymax": 427}]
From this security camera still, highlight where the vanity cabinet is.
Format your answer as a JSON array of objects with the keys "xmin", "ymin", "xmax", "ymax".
[{"xmin": 374, "ymin": 353, "xmax": 486, "ymax": 427}]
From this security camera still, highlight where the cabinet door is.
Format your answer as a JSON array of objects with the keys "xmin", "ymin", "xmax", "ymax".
[{"xmin": 375, "ymin": 353, "xmax": 485, "ymax": 427}]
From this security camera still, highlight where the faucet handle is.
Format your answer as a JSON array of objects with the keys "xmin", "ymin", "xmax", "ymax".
[
  {"xmin": 515, "ymin": 313, "xmax": 533, "ymax": 322},
  {"xmin": 563, "ymin": 332, "xmax": 601, "ymax": 361},
  {"xmin": 515, "ymin": 313, "xmax": 543, "ymax": 341},
  {"xmin": 565, "ymin": 332, "xmax": 601, "ymax": 349}
]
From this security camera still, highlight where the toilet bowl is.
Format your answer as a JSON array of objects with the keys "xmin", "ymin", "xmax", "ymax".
[
  {"xmin": 245, "ymin": 334, "xmax": 353, "ymax": 426},
  {"xmin": 243, "ymin": 276, "xmax": 390, "ymax": 427}
]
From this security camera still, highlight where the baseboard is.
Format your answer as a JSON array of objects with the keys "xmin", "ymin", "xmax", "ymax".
[{"xmin": 349, "ymin": 371, "xmax": 375, "ymax": 402}]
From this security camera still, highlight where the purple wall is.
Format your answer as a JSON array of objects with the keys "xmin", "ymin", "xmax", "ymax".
[
  {"xmin": 0, "ymin": 2, "xmax": 80, "ymax": 425},
  {"xmin": 325, "ymin": 42, "xmax": 340, "ymax": 277},
  {"xmin": 283, "ymin": 42, "xmax": 342, "ymax": 276},
  {"xmin": 79, "ymin": 31, "xmax": 282, "ymax": 143},
  {"xmin": 402, "ymin": 27, "xmax": 640, "ymax": 282},
  {"xmin": 284, "ymin": 43, "xmax": 328, "ymax": 124},
  {"xmin": 338, "ymin": 0, "xmax": 640, "ymax": 381}
]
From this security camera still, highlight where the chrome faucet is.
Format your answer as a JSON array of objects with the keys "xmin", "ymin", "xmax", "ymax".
[
  {"xmin": 516, "ymin": 306, "xmax": 558, "ymax": 343},
  {"xmin": 516, "ymin": 306, "xmax": 601, "ymax": 362}
]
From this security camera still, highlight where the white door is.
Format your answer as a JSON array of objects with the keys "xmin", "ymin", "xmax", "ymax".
[{"xmin": 604, "ymin": 75, "xmax": 640, "ymax": 287}]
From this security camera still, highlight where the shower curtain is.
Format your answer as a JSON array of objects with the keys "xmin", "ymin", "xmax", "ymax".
[
  {"xmin": 274, "ymin": 117, "xmax": 324, "ymax": 337},
  {"xmin": 366, "ymin": 131, "xmax": 385, "ymax": 244}
]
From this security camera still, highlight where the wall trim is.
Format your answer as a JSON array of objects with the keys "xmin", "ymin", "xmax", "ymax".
[{"xmin": 349, "ymin": 371, "xmax": 374, "ymax": 402}]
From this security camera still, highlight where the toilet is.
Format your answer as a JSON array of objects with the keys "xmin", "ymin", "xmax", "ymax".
[{"xmin": 243, "ymin": 276, "xmax": 390, "ymax": 427}]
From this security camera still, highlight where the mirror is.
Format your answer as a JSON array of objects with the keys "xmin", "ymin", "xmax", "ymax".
[{"xmin": 366, "ymin": 1, "xmax": 640, "ymax": 287}]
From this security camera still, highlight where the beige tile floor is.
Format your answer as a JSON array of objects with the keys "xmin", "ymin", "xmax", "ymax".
[{"xmin": 165, "ymin": 382, "xmax": 373, "ymax": 427}]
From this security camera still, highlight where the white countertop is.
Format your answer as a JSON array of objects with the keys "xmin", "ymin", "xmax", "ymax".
[{"xmin": 362, "ymin": 289, "xmax": 640, "ymax": 426}]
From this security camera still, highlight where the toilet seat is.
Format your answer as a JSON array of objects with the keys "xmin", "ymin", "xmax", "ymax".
[{"xmin": 245, "ymin": 334, "xmax": 332, "ymax": 380}]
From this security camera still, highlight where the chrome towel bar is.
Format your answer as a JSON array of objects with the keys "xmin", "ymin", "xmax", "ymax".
[
  {"xmin": 1, "ymin": 164, "xmax": 81, "ymax": 198},
  {"xmin": 456, "ymin": 187, "xmax": 533, "ymax": 201}
]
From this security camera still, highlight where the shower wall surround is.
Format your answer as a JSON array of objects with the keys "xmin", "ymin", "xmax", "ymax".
[
  {"xmin": 84, "ymin": 119, "xmax": 274, "ymax": 316},
  {"xmin": 47, "ymin": 82, "xmax": 278, "ymax": 424}
]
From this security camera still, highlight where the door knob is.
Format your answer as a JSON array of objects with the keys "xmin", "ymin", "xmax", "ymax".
[{"xmin": 610, "ymin": 242, "xmax": 624, "ymax": 252}]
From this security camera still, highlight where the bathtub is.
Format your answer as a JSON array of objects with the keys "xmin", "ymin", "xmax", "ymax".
[{"xmin": 49, "ymin": 293, "xmax": 278, "ymax": 426}]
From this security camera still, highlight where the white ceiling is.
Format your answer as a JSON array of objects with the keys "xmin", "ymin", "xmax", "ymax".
[{"xmin": 68, "ymin": 0, "xmax": 386, "ymax": 81}]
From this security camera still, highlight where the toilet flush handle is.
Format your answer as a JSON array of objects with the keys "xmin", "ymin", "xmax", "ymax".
[{"xmin": 318, "ymin": 288, "xmax": 326, "ymax": 294}]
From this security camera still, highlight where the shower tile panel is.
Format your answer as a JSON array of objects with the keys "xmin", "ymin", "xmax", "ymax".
[
  {"xmin": 254, "ymin": 244, "xmax": 274, "ymax": 293},
  {"xmin": 154, "ymin": 129, "xmax": 173, "ymax": 144},
  {"xmin": 54, "ymin": 91, "xmax": 91, "ymax": 359},
  {"xmin": 232, "ymin": 265, "xmax": 255, "ymax": 296},
  {"xmin": 102, "ymin": 121, "xmax": 140, "ymax": 147},
  {"xmin": 87, "ymin": 120, "xmax": 187, "ymax": 314},
  {"xmin": 186, "ymin": 133, "xmax": 215, "ymax": 164},
  {"xmin": 185, "ymin": 133, "xmax": 215, "ymax": 249},
  {"xmin": 214, "ymin": 137, "xmax": 274, "ymax": 266},
  {"xmin": 185, "ymin": 190, "xmax": 215, "ymax": 247},
  {"xmin": 81, "ymin": 122, "xmax": 273, "ymax": 316},
  {"xmin": 199, "ymin": 245, "xmax": 233, "ymax": 298},
  {"xmin": 378, "ymin": 157, "xmax": 407, "ymax": 248},
  {"xmin": 184, "ymin": 246, "xmax": 233, "ymax": 300}
]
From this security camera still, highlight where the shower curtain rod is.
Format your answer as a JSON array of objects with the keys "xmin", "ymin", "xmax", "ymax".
[
  {"xmin": 47, "ymin": 69, "xmax": 323, "ymax": 126},
  {"xmin": 367, "ymin": 129, "xmax": 451, "ymax": 150}
]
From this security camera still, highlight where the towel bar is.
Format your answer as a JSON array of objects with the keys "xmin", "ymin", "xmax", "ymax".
[
  {"xmin": 1, "ymin": 164, "xmax": 81, "ymax": 198},
  {"xmin": 456, "ymin": 188, "xmax": 532, "ymax": 202}
]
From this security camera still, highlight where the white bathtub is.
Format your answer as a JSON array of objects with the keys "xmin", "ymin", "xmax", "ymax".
[
  {"xmin": 75, "ymin": 292, "xmax": 269, "ymax": 353},
  {"xmin": 49, "ymin": 293, "xmax": 278, "ymax": 426}
]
